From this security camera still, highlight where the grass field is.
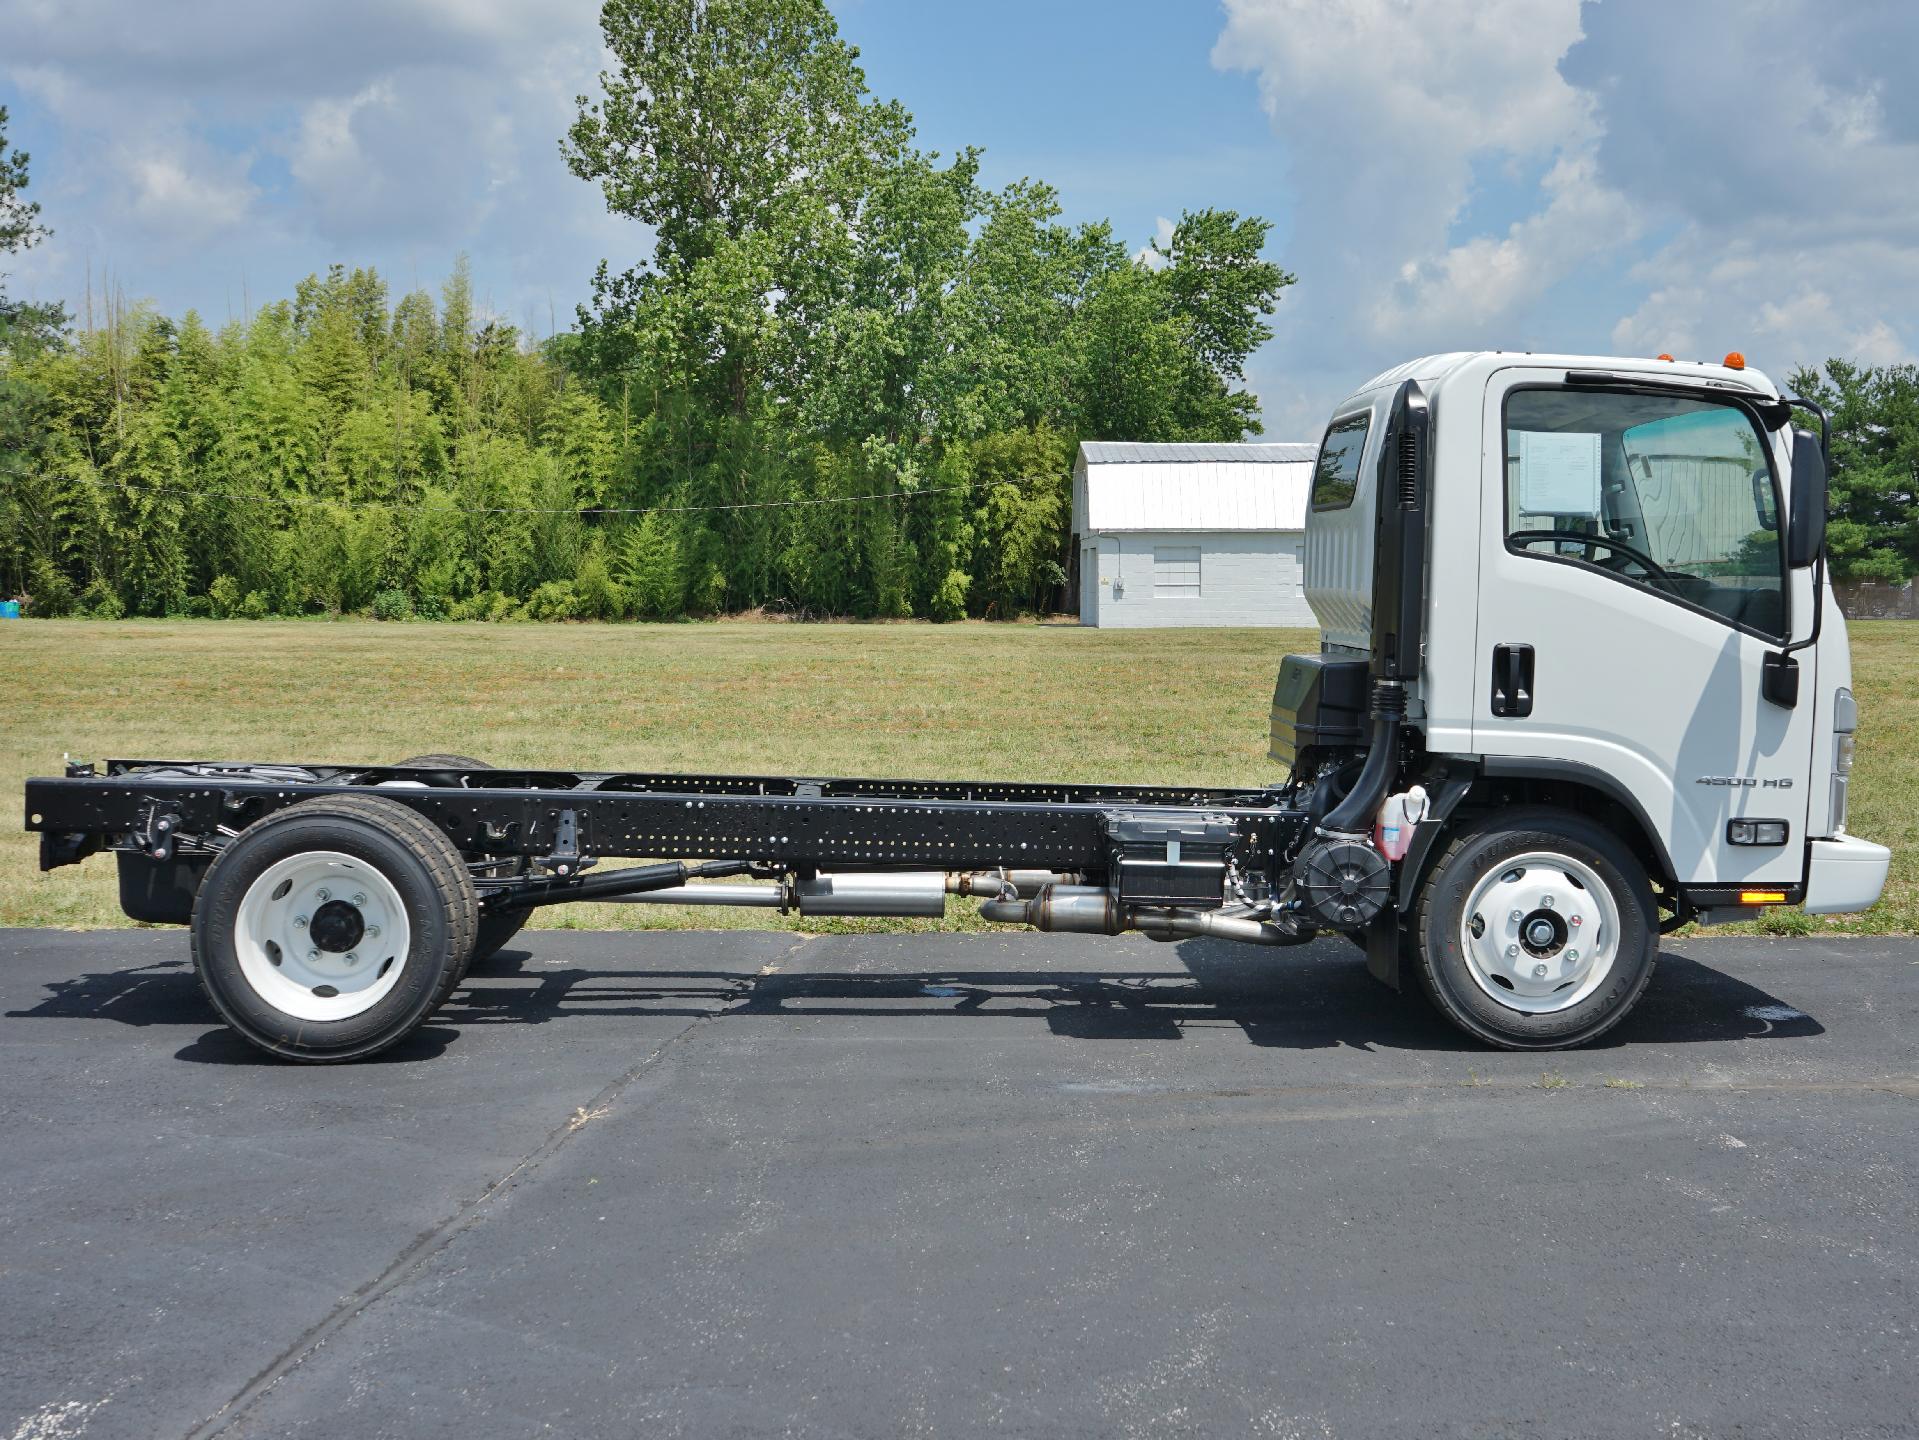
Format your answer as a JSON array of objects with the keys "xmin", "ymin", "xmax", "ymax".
[{"xmin": 5, "ymin": 618, "xmax": 1914, "ymax": 935}]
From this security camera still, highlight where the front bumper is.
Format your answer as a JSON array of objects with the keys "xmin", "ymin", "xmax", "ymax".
[{"xmin": 1802, "ymin": 834, "xmax": 1891, "ymax": 915}]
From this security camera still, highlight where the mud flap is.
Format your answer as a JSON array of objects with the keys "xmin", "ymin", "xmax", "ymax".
[{"xmin": 1363, "ymin": 911, "xmax": 1403, "ymax": 991}]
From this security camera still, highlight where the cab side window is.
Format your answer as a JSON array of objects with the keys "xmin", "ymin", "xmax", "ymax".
[
  {"xmin": 1504, "ymin": 388, "xmax": 1787, "ymax": 639},
  {"xmin": 1311, "ymin": 411, "xmax": 1371, "ymax": 510}
]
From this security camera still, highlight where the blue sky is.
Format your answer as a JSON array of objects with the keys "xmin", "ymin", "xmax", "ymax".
[{"xmin": 3, "ymin": 0, "xmax": 1915, "ymax": 437}]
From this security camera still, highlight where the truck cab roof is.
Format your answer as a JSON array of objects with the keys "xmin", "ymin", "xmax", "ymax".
[{"xmin": 1340, "ymin": 351, "xmax": 1782, "ymax": 419}]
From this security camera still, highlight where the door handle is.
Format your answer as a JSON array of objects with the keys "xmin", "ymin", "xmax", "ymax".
[{"xmin": 1491, "ymin": 644, "xmax": 1534, "ymax": 717}]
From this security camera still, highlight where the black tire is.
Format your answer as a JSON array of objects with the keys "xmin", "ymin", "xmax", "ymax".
[
  {"xmin": 1409, "ymin": 807, "xmax": 1657, "ymax": 1050},
  {"xmin": 190, "ymin": 795, "xmax": 478, "ymax": 1062},
  {"xmin": 393, "ymin": 754, "xmax": 530, "ymax": 967}
]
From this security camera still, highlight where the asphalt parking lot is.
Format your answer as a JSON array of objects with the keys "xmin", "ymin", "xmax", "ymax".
[{"xmin": 1, "ymin": 927, "xmax": 1914, "ymax": 1440}]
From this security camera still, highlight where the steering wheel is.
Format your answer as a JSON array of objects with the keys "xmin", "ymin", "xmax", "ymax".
[{"xmin": 1509, "ymin": 529, "xmax": 1672, "ymax": 582}]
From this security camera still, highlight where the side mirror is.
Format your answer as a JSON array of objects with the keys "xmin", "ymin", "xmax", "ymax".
[{"xmin": 1787, "ymin": 428, "xmax": 1827, "ymax": 569}]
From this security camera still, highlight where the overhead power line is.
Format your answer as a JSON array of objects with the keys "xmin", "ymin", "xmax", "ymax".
[{"xmin": 1, "ymin": 469, "xmax": 1037, "ymax": 519}]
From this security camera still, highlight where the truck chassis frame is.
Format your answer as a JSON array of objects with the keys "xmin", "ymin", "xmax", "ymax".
[{"xmin": 29, "ymin": 758, "xmax": 1307, "ymax": 909}]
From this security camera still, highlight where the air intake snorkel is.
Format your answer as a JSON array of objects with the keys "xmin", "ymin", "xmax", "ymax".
[
  {"xmin": 1318, "ymin": 378, "xmax": 1429, "ymax": 837},
  {"xmin": 1296, "ymin": 379, "xmax": 1429, "ymax": 929}
]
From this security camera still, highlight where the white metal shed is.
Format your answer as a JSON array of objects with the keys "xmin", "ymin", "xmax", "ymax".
[{"xmin": 1071, "ymin": 441, "xmax": 1318, "ymax": 628}]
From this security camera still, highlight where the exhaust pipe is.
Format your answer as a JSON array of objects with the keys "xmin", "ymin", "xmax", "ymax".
[
  {"xmin": 947, "ymin": 868, "xmax": 1080, "ymax": 898},
  {"xmin": 980, "ymin": 885, "xmax": 1313, "ymax": 947},
  {"xmin": 558, "ymin": 869, "xmax": 1084, "ymax": 919},
  {"xmin": 612, "ymin": 872, "xmax": 979, "ymax": 917},
  {"xmin": 601, "ymin": 883, "xmax": 786, "ymax": 908},
  {"xmin": 1131, "ymin": 909, "xmax": 1314, "ymax": 947}
]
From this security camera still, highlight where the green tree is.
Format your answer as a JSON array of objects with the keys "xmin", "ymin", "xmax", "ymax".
[
  {"xmin": 544, "ymin": 386, "xmax": 617, "ymax": 509},
  {"xmin": 6, "ymin": 0, "xmax": 1298, "ymax": 625},
  {"xmin": 616, "ymin": 510, "xmax": 685, "ymax": 616},
  {"xmin": 0, "ymin": 103, "xmax": 73, "ymax": 600},
  {"xmin": 566, "ymin": 0, "xmax": 912, "ymax": 414},
  {"xmin": 1789, "ymin": 359, "xmax": 1919, "ymax": 584},
  {"xmin": 1155, "ymin": 213, "xmax": 1290, "ymax": 393},
  {"xmin": 0, "ymin": 103, "xmax": 46, "ymax": 261}
]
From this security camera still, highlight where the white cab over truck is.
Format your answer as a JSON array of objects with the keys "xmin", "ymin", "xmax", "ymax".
[
  {"xmin": 23, "ymin": 351, "xmax": 1888, "ymax": 1061},
  {"xmin": 1276, "ymin": 350, "xmax": 1886, "ymax": 1046}
]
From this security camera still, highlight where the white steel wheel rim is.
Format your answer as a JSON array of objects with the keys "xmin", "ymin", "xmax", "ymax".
[
  {"xmin": 232, "ymin": 851, "xmax": 412, "ymax": 1022},
  {"xmin": 1458, "ymin": 850, "xmax": 1620, "ymax": 1015}
]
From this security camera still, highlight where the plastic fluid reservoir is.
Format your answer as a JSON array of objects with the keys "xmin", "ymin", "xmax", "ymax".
[{"xmin": 1375, "ymin": 784, "xmax": 1430, "ymax": 862}]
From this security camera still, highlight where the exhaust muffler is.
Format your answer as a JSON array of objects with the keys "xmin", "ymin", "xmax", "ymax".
[{"xmin": 793, "ymin": 873, "xmax": 949, "ymax": 917}]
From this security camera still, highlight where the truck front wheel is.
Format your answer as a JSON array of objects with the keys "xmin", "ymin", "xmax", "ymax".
[
  {"xmin": 1409, "ymin": 808, "xmax": 1657, "ymax": 1050},
  {"xmin": 190, "ymin": 796, "xmax": 479, "ymax": 1062}
]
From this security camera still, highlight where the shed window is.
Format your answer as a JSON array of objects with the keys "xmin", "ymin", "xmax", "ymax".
[{"xmin": 1153, "ymin": 545, "xmax": 1201, "ymax": 598}]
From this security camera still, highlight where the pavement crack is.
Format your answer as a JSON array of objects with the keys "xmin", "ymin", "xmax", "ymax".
[{"xmin": 179, "ymin": 978, "xmax": 744, "ymax": 1440}]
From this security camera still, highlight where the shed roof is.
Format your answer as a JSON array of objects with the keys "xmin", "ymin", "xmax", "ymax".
[
  {"xmin": 1073, "ymin": 440, "xmax": 1315, "ymax": 534},
  {"xmin": 1079, "ymin": 441, "xmax": 1318, "ymax": 465}
]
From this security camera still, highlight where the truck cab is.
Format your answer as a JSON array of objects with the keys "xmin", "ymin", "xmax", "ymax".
[{"xmin": 1277, "ymin": 350, "xmax": 1888, "ymax": 1044}]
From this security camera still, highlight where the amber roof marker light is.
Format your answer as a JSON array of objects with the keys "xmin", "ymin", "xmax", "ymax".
[{"xmin": 1723, "ymin": 351, "xmax": 1746, "ymax": 370}]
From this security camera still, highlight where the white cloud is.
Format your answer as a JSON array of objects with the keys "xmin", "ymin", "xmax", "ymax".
[
  {"xmin": 1370, "ymin": 149, "xmax": 1638, "ymax": 339},
  {"xmin": 0, "ymin": 0, "xmax": 630, "ymax": 329},
  {"xmin": 1574, "ymin": 0, "xmax": 1919, "ymax": 376},
  {"xmin": 1134, "ymin": 214, "xmax": 1177, "ymax": 268},
  {"xmin": 120, "ymin": 145, "xmax": 257, "ymax": 236},
  {"xmin": 1611, "ymin": 237, "xmax": 1918, "ymax": 373},
  {"xmin": 1212, "ymin": 0, "xmax": 1625, "ymax": 433},
  {"xmin": 1219, "ymin": 0, "xmax": 1919, "ymax": 435}
]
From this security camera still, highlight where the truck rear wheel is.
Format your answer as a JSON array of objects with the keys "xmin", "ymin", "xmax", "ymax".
[
  {"xmin": 1410, "ymin": 808, "xmax": 1657, "ymax": 1050},
  {"xmin": 190, "ymin": 795, "xmax": 478, "ymax": 1062}
]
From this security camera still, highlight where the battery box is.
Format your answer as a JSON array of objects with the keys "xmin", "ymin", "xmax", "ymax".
[{"xmin": 1102, "ymin": 810, "xmax": 1236, "ymax": 908}]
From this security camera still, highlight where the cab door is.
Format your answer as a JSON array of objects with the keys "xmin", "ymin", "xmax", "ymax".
[{"xmin": 1471, "ymin": 367, "xmax": 1815, "ymax": 887}]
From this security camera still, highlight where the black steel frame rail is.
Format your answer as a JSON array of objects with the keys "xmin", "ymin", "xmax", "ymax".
[{"xmin": 27, "ymin": 761, "xmax": 1304, "ymax": 877}]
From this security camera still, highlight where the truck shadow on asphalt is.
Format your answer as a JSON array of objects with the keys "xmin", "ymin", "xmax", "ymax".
[{"xmin": 6, "ymin": 939, "xmax": 1826, "ymax": 1064}]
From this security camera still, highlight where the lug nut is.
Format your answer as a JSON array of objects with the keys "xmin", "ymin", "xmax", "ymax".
[
  {"xmin": 1570, "ymin": 915, "xmax": 1583, "ymax": 927},
  {"xmin": 365, "ymin": 925, "xmax": 380, "ymax": 939},
  {"xmin": 1532, "ymin": 964, "xmax": 1548, "ymax": 979},
  {"xmin": 345, "ymin": 953, "xmax": 359, "ymax": 965},
  {"xmin": 293, "ymin": 915, "xmax": 307, "ymax": 929},
  {"xmin": 316, "ymin": 888, "xmax": 331, "ymax": 902},
  {"xmin": 1506, "ymin": 944, "xmax": 1520, "ymax": 958},
  {"xmin": 1510, "ymin": 909, "xmax": 1524, "ymax": 921},
  {"xmin": 1566, "ymin": 948, "xmax": 1579, "ymax": 962},
  {"xmin": 352, "ymin": 893, "xmax": 367, "ymax": 907},
  {"xmin": 307, "ymin": 949, "xmax": 319, "ymax": 962},
  {"xmin": 1541, "ymin": 895, "xmax": 1555, "ymax": 909}
]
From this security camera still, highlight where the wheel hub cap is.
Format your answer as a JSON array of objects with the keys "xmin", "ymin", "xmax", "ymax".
[
  {"xmin": 308, "ymin": 899, "xmax": 365, "ymax": 954},
  {"xmin": 1522, "ymin": 912, "xmax": 1564, "ymax": 952},
  {"xmin": 1460, "ymin": 851, "xmax": 1620, "ymax": 1014},
  {"xmin": 232, "ymin": 851, "xmax": 411, "ymax": 1023}
]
